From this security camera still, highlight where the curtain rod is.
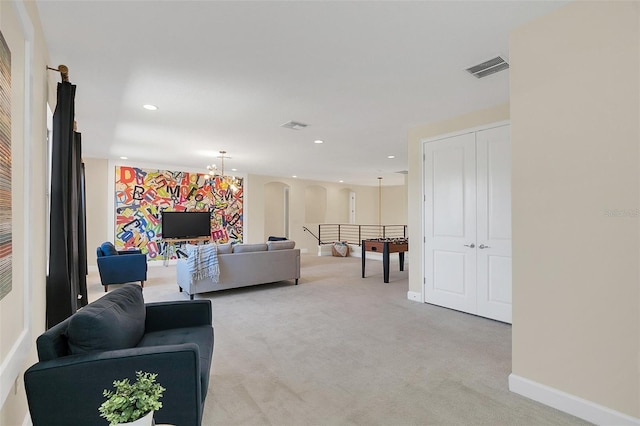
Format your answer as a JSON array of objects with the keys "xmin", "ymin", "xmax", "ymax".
[{"xmin": 47, "ymin": 64, "xmax": 69, "ymax": 82}]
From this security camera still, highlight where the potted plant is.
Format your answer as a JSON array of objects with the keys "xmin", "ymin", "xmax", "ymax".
[{"xmin": 99, "ymin": 371, "xmax": 165, "ymax": 426}]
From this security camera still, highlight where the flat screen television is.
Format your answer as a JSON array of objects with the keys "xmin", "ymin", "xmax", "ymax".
[{"xmin": 161, "ymin": 211, "xmax": 211, "ymax": 239}]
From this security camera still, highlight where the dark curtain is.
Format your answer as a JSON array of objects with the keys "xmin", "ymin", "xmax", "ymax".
[{"xmin": 47, "ymin": 82, "xmax": 86, "ymax": 327}]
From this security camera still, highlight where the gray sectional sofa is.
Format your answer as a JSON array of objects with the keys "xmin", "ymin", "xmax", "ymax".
[{"xmin": 177, "ymin": 240, "xmax": 300, "ymax": 299}]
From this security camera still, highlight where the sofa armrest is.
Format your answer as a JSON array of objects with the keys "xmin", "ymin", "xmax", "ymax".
[
  {"xmin": 24, "ymin": 344, "xmax": 202, "ymax": 426},
  {"xmin": 145, "ymin": 300, "xmax": 212, "ymax": 332}
]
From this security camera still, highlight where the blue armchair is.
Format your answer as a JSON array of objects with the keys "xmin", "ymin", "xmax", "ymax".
[
  {"xmin": 24, "ymin": 284, "xmax": 213, "ymax": 426},
  {"xmin": 96, "ymin": 242, "xmax": 147, "ymax": 292}
]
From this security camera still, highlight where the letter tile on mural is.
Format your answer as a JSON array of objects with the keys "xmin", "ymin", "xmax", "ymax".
[{"xmin": 114, "ymin": 166, "xmax": 243, "ymax": 260}]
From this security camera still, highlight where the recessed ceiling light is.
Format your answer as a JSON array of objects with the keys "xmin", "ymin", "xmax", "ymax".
[
  {"xmin": 120, "ymin": 156, "xmax": 128, "ymax": 160},
  {"xmin": 339, "ymin": 180, "xmax": 344, "ymax": 183},
  {"xmin": 231, "ymin": 168, "xmax": 237, "ymax": 172},
  {"xmin": 143, "ymin": 104, "xmax": 158, "ymax": 111},
  {"xmin": 292, "ymin": 175, "xmax": 297, "ymax": 178},
  {"xmin": 314, "ymin": 140, "xmax": 324, "ymax": 144},
  {"xmin": 387, "ymin": 155, "xmax": 395, "ymax": 159}
]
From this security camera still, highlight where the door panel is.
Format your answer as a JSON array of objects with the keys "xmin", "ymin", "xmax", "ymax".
[
  {"xmin": 424, "ymin": 133, "xmax": 477, "ymax": 313},
  {"xmin": 433, "ymin": 250, "xmax": 466, "ymax": 295},
  {"xmin": 476, "ymin": 125, "xmax": 512, "ymax": 323},
  {"xmin": 433, "ymin": 147, "xmax": 466, "ymax": 237}
]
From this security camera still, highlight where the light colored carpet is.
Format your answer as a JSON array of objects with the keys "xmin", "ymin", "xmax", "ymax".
[{"xmin": 87, "ymin": 255, "xmax": 588, "ymax": 426}]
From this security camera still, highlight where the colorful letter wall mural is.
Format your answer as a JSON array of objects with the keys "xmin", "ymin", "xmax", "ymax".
[{"xmin": 115, "ymin": 166, "xmax": 243, "ymax": 261}]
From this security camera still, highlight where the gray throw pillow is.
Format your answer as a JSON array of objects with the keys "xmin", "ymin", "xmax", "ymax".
[
  {"xmin": 233, "ymin": 243, "xmax": 268, "ymax": 253},
  {"xmin": 217, "ymin": 243, "xmax": 233, "ymax": 254},
  {"xmin": 66, "ymin": 284, "xmax": 146, "ymax": 354},
  {"xmin": 267, "ymin": 240, "xmax": 296, "ymax": 250}
]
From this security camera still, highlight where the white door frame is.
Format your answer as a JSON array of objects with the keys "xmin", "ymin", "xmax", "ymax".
[{"xmin": 421, "ymin": 120, "xmax": 510, "ymax": 311}]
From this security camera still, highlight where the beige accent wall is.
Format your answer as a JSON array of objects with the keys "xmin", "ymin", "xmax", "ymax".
[
  {"xmin": 83, "ymin": 157, "xmax": 110, "ymax": 265},
  {"xmin": 0, "ymin": 1, "xmax": 53, "ymax": 424},
  {"xmin": 407, "ymin": 104, "xmax": 509, "ymax": 295},
  {"xmin": 510, "ymin": 1, "xmax": 640, "ymax": 417},
  {"xmin": 381, "ymin": 176, "xmax": 408, "ymax": 225},
  {"xmin": 264, "ymin": 181, "xmax": 288, "ymax": 238}
]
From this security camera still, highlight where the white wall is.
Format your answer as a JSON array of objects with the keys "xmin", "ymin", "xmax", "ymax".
[
  {"xmin": 0, "ymin": 1, "xmax": 53, "ymax": 423},
  {"xmin": 510, "ymin": 1, "xmax": 639, "ymax": 419}
]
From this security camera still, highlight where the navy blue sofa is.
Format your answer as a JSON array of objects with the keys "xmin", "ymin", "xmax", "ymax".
[
  {"xmin": 24, "ymin": 284, "xmax": 214, "ymax": 426},
  {"xmin": 96, "ymin": 242, "xmax": 147, "ymax": 292}
]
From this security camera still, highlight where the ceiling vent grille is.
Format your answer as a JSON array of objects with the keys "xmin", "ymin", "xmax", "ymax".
[
  {"xmin": 281, "ymin": 120, "xmax": 309, "ymax": 130},
  {"xmin": 466, "ymin": 56, "xmax": 509, "ymax": 78}
]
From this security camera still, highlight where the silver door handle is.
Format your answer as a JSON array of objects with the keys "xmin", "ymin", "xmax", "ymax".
[
  {"xmin": 464, "ymin": 243, "xmax": 475, "ymax": 248},
  {"xmin": 479, "ymin": 244, "xmax": 490, "ymax": 249}
]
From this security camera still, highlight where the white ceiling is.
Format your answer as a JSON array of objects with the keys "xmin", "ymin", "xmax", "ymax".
[{"xmin": 36, "ymin": 0, "xmax": 567, "ymax": 186}]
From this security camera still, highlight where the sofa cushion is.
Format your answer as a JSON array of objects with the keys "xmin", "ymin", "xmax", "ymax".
[
  {"xmin": 267, "ymin": 240, "xmax": 296, "ymax": 251},
  {"xmin": 138, "ymin": 325, "xmax": 214, "ymax": 401},
  {"xmin": 216, "ymin": 243, "xmax": 233, "ymax": 254},
  {"xmin": 100, "ymin": 241, "xmax": 118, "ymax": 256},
  {"xmin": 66, "ymin": 284, "xmax": 146, "ymax": 354},
  {"xmin": 233, "ymin": 243, "xmax": 267, "ymax": 253}
]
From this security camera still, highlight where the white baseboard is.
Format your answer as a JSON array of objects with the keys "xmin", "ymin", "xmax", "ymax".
[
  {"xmin": 509, "ymin": 374, "xmax": 640, "ymax": 425},
  {"xmin": 407, "ymin": 291, "xmax": 422, "ymax": 302},
  {"xmin": 318, "ymin": 244, "xmax": 333, "ymax": 256}
]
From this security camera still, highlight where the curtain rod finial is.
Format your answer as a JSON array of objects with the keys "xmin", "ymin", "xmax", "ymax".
[{"xmin": 47, "ymin": 64, "xmax": 70, "ymax": 82}]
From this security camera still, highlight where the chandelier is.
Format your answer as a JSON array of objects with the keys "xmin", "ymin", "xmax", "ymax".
[{"xmin": 206, "ymin": 150, "xmax": 240, "ymax": 192}]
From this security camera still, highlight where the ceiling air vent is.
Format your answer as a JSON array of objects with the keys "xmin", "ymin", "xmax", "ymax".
[
  {"xmin": 281, "ymin": 120, "xmax": 309, "ymax": 130},
  {"xmin": 466, "ymin": 56, "xmax": 509, "ymax": 78}
]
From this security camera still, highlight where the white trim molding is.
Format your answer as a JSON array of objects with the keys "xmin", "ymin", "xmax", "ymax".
[
  {"xmin": 0, "ymin": 0, "xmax": 34, "ymax": 410},
  {"xmin": 509, "ymin": 374, "xmax": 640, "ymax": 425},
  {"xmin": 407, "ymin": 291, "xmax": 422, "ymax": 303}
]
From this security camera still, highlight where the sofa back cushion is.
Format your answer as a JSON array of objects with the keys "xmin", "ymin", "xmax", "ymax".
[
  {"xmin": 66, "ymin": 284, "xmax": 146, "ymax": 355},
  {"xmin": 99, "ymin": 241, "xmax": 118, "ymax": 257},
  {"xmin": 267, "ymin": 240, "xmax": 296, "ymax": 251},
  {"xmin": 233, "ymin": 243, "xmax": 268, "ymax": 253},
  {"xmin": 216, "ymin": 243, "xmax": 233, "ymax": 254}
]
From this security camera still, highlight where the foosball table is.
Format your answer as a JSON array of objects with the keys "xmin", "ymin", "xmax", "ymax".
[{"xmin": 361, "ymin": 238, "xmax": 408, "ymax": 283}]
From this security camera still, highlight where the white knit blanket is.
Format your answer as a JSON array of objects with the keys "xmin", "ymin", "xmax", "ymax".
[{"xmin": 187, "ymin": 244, "xmax": 219, "ymax": 284}]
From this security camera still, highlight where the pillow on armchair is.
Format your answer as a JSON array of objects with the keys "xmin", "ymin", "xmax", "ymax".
[
  {"xmin": 99, "ymin": 242, "xmax": 118, "ymax": 257},
  {"xmin": 66, "ymin": 284, "xmax": 146, "ymax": 354}
]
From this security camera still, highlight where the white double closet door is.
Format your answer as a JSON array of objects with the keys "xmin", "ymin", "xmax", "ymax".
[{"xmin": 423, "ymin": 123, "xmax": 512, "ymax": 323}]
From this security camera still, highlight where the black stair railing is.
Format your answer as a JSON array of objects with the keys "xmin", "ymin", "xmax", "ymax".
[
  {"xmin": 312, "ymin": 224, "xmax": 407, "ymax": 246},
  {"xmin": 302, "ymin": 226, "xmax": 323, "ymax": 245}
]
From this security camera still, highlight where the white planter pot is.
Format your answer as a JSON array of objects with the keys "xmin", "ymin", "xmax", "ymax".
[{"xmin": 117, "ymin": 410, "xmax": 154, "ymax": 426}]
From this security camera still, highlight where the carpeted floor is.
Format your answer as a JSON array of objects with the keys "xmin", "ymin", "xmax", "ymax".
[{"xmin": 87, "ymin": 254, "xmax": 589, "ymax": 426}]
